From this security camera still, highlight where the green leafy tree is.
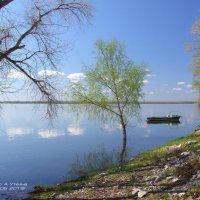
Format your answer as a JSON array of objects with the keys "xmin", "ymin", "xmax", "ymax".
[{"xmin": 69, "ymin": 39, "xmax": 147, "ymax": 167}]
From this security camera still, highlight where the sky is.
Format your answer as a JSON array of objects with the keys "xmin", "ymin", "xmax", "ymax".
[{"xmin": 4, "ymin": 0, "xmax": 200, "ymax": 101}]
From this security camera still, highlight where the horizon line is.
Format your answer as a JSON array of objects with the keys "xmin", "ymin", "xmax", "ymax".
[{"xmin": 0, "ymin": 100, "xmax": 196, "ymax": 104}]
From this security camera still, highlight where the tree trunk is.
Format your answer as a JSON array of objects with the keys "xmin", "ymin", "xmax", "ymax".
[{"xmin": 119, "ymin": 118, "xmax": 127, "ymax": 169}]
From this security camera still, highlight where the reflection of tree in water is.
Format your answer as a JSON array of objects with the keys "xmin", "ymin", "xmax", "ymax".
[
  {"xmin": 69, "ymin": 103, "xmax": 140, "ymax": 168},
  {"xmin": 67, "ymin": 144, "xmax": 129, "ymax": 180}
]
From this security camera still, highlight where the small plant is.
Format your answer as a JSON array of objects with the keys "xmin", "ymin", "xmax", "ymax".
[
  {"xmin": 174, "ymin": 154, "xmax": 200, "ymax": 180},
  {"xmin": 169, "ymin": 147, "xmax": 182, "ymax": 157},
  {"xmin": 68, "ymin": 145, "xmax": 120, "ymax": 179},
  {"xmin": 130, "ymin": 174, "xmax": 139, "ymax": 183},
  {"xmin": 186, "ymin": 188, "xmax": 200, "ymax": 198},
  {"xmin": 187, "ymin": 144, "xmax": 200, "ymax": 152},
  {"xmin": 33, "ymin": 185, "xmax": 46, "ymax": 193},
  {"xmin": 142, "ymin": 193, "xmax": 171, "ymax": 200},
  {"xmin": 160, "ymin": 170, "xmax": 173, "ymax": 180}
]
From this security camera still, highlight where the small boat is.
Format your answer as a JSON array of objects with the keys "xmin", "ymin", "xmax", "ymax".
[{"xmin": 147, "ymin": 115, "xmax": 181, "ymax": 123}]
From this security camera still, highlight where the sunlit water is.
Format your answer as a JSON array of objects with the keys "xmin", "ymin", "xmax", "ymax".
[{"xmin": 0, "ymin": 104, "xmax": 199, "ymax": 199}]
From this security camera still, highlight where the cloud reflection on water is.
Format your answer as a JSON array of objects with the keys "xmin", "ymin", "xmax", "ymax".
[
  {"xmin": 101, "ymin": 122, "xmax": 122, "ymax": 132},
  {"xmin": 6, "ymin": 128, "xmax": 33, "ymax": 139},
  {"xmin": 38, "ymin": 129, "xmax": 65, "ymax": 138},
  {"xmin": 144, "ymin": 129, "xmax": 151, "ymax": 138},
  {"xmin": 67, "ymin": 124, "xmax": 85, "ymax": 136}
]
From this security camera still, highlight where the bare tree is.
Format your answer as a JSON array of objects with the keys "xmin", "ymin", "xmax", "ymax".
[{"xmin": 0, "ymin": 0, "xmax": 92, "ymax": 117}]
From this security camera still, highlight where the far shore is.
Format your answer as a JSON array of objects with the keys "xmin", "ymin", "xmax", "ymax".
[{"xmin": 0, "ymin": 100, "xmax": 197, "ymax": 104}]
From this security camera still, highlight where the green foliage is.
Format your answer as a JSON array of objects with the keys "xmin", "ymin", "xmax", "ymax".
[{"xmin": 68, "ymin": 39, "xmax": 147, "ymax": 124}]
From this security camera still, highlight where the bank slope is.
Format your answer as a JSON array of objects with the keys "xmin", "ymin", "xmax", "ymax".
[{"xmin": 27, "ymin": 128, "xmax": 200, "ymax": 200}]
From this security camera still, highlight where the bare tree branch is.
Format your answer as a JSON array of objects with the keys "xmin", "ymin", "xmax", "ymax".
[{"xmin": 0, "ymin": 0, "xmax": 92, "ymax": 118}]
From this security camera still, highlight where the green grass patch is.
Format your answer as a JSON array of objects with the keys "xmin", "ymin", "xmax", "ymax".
[
  {"xmin": 186, "ymin": 144, "xmax": 200, "ymax": 152},
  {"xmin": 28, "ymin": 177, "xmax": 93, "ymax": 199},
  {"xmin": 186, "ymin": 188, "xmax": 200, "ymax": 197},
  {"xmin": 164, "ymin": 133, "xmax": 199, "ymax": 147},
  {"xmin": 105, "ymin": 166, "xmax": 120, "ymax": 174},
  {"xmin": 121, "ymin": 131, "xmax": 200, "ymax": 171},
  {"xmin": 125, "ymin": 147, "xmax": 169, "ymax": 170}
]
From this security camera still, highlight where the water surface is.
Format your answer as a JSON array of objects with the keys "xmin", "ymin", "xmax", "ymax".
[{"xmin": 0, "ymin": 104, "xmax": 199, "ymax": 199}]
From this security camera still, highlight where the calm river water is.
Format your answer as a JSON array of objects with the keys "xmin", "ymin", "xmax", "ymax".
[{"xmin": 0, "ymin": 104, "xmax": 199, "ymax": 199}]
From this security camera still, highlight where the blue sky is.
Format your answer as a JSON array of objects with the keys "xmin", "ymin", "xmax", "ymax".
[{"xmin": 6, "ymin": 0, "xmax": 200, "ymax": 101}]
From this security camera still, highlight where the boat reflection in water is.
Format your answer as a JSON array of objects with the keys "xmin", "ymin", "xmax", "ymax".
[
  {"xmin": 147, "ymin": 115, "xmax": 181, "ymax": 125},
  {"xmin": 147, "ymin": 121, "xmax": 181, "ymax": 126}
]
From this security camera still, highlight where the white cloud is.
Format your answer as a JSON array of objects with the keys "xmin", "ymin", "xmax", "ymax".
[
  {"xmin": 173, "ymin": 87, "xmax": 182, "ymax": 91},
  {"xmin": 177, "ymin": 82, "xmax": 185, "ymax": 85},
  {"xmin": 143, "ymin": 80, "xmax": 149, "ymax": 84},
  {"xmin": 186, "ymin": 84, "xmax": 192, "ymax": 88},
  {"xmin": 6, "ymin": 128, "xmax": 32, "ymax": 139},
  {"xmin": 146, "ymin": 74, "xmax": 156, "ymax": 77},
  {"xmin": 149, "ymin": 91, "xmax": 154, "ymax": 95},
  {"xmin": 38, "ymin": 69, "xmax": 64, "ymax": 77},
  {"xmin": 38, "ymin": 129, "xmax": 65, "ymax": 138},
  {"xmin": 7, "ymin": 70, "xmax": 25, "ymax": 80},
  {"xmin": 67, "ymin": 73, "xmax": 86, "ymax": 83}
]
